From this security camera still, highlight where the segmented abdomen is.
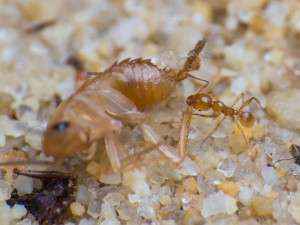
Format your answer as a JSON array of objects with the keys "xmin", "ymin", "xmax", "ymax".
[{"xmin": 105, "ymin": 58, "xmax": 176, "ymax": 111}]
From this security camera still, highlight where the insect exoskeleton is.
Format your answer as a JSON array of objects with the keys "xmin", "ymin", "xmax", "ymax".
[
  {"xmin": 42, "ymin": 39, "xmax": 207, "ymax": 172},
  {"xmin": 185, "ymin": 88, "xmax": 265, "ymax": 146}
]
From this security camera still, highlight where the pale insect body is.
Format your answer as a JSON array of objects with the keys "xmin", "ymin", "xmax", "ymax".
[{"xmin": 41, "ymin": 39, "xmax": 208, "ymax": 172}]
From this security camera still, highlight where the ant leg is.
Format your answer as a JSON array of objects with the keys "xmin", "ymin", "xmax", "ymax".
[
  {"xmin": 232, "ymin": 92, "xmax": 246, "ymax": 108},
  {"xmin": 140, "ymin": 124, "xmax": 182, "ymax": 163},
  {"xmin": 200, "ymin": 115, "xmax": 225, "ymax": 146},
  {"xmin": 239, "ymin": 96, "xmax": 265, "ymax": 112},
  {"xmin": 192, "ymin": 113, "xmax": 219, "ymax": 118},
  {"xmin": 178, "ymin": 107, "xmax": 193, "ymax": 159},
  {"xmin": 199, "ymin": 93, "xmax": 245, "ymax": 146},
  {"xmin": 235, "ymin": 120, "xmax": 250, "ymax": 145},
  {"xmin": 192, "ymin": 78, "xmax": 210, "ymax": 93}
]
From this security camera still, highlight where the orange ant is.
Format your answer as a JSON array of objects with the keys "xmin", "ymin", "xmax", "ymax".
[{"xmin": 184, "ymin": 83, "xmax": 266, "ymax": 146}]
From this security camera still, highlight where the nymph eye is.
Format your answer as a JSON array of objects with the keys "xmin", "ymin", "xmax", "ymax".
[{"xmin": 52, "ymin": 121, "xmax": 70, "ymax": 132}]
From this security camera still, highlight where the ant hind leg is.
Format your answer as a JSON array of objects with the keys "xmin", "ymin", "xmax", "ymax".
[{"xmin": 199, "ymin": 93, "xmax": 246, "ymax": 147}]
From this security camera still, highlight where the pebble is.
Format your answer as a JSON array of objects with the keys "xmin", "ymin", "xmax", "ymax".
[
  {"xmin": 217, "ymin": 159, "xmax": 237, "ymax": 178},
  {"xmin": 217, "ymin": 181, "xmax": 240, "ymax": 197},
  {"xmin": 0, "ymin": 131, "xmax": 5, "ymax": 147},
  {"xmin": 0, "ymin": 180, "xmax": 12, "ymax": 201},
  {"xmin": 70, "ymin": 202, "xmax": 85, "ymax": 217},
  {"xmin": 11, "ymin": 204, "xmax": 27, "ymax": 220},
  {"xmin": 288, "ymin": 192, "xmax": 300, "ymax": 223},
  {"xmin": 239, "ymin": 186, "xmax": 254, "ymax": 206},
  {"xmin": 261, "ymin": 166, "xmax": 278, "ymax": 186},
  {"xmin": 14, "ymin": 175, "xmax": 33, "ymax": 195},
  {"xmin": 201, "ymin": 191, "xmax": 238, "ymax": 218},
  {"xmin": 78, "ymin": 218, "xmax": 95, "ymax": 225},
  {"xmin": 266, "ymin": 89, "xmax": 300, "ymax": 132},
  {"xmin": 123, "ymin": 169, "xmax": 151, "ymax": 196},
  {"xmin": 250, "ymin": 196, "xmax": 274, "ymax": 218}
]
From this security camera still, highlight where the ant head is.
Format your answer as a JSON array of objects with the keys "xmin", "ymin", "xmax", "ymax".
[
  {"xmin": 238, "ymin": 111, "xmax": 255, "ymax": 127},
  {"xmin": 186, "ymin": 95, "xmax": 196, "ymax": 106},
  {"xmin": 186, "ymin": 93, "xmax": 211, "ymax": 111}
]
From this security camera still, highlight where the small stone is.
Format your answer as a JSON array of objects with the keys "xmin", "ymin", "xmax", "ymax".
[
  {"xmin": 0, "ymin": 115, "xmax": 26, "ymax": 138},
  {"xmin": 100, "ymin": 218, "xmax": 121, "ymax": 225},
  {"xmin": 201, "ymin": 191, "xmax": 238, "ymax": 218},
  {"xmin": 123, "ymin": 169, "xmax": 150, "ymax": 196},
  {"xmin": 76, "ymin": 185, "xmax": 90, "ymax": 205},
  {"xmin": 160, "ymin": 195, "xmax": 172, "ymax": 206},
  {"xmin": 224, "ymin": 42, "xmax": 257, "ymax": 70},
  {"xmin": 289, "ymin": 9, "xmax": 300, "ymax": 32},
  {"xmin": 0, "ymin": 131, "xmax": 5, "ymax": 147},
  {"xmin": 25, "ymin": 132, "xmax": 42, "ymax": 149},
  {"xmin": 239, "ymin": 186, "xmax": 254, "ymax": 206},
  {"xmin": 251, "ymin": 196, "xmax": 274, "ymax": 218},
  {"xmin": 0, "ymin": 180, "xmax": 12, "ymax": 201},
  {"xmin": 177, "ymin": 157, "xmax": 200, "ymax": 176},
  {"xmin": 266, "ymin": 89, "xmax": 300, "ymax": 132},
  {"xmin": 217, "ymin": 181, "xmax": 240, "ymax": 197},
  {"xmin": 137, "ymin": 204, "xmax": 156, "ymax": 220},
  {"xmin": 14, "ymin": 175, "xmax": 33, "ymax": 195},
  {"xmin": 15, "ymin": 218, "xmax": 38, "ymax": 225},
  {"xmin": 11, "ymin": 204, "xmax": 27, "ymax": 220},
  {"xmin": 182, "ymin": 209, "xmax": 204, "ymax": 225},
  {"xmin": 0, "ymin": 202, "xmax": 12, "ymax": 225},
  {"xmin": 116, "ymin": 202, "xmax": 136, "ymax": 221},
  {"xmin": 87, "ymin": 201, "xmax": 102, "ymax": 219},
  {"xmin": 217, "ymin": 159, "xmax": 237, "ymax": 178},
  {"xmin": 288, "ymin": 192, "xmax": 300, "ymax": 223},
  {"xmin": 264, "ymin": 49, "xmax": 284, "ymax": 65},
  {"xmin": 261, "ymin": 166, "xmax": 278, "ymax": 186},
  {"xmin": 70, "ymin": 202, "xmax": 85, "ymax": 217},
  {"xmin": 183, "ymin": 177, "xmax": 199, "ymax": 194},
  {"xmin": 78, "ymin": 218, "xmax": 95, "ymax": 225},
  {"xmin": 161, "ymin": 220, "xmax": 176, "ymax": 225}
]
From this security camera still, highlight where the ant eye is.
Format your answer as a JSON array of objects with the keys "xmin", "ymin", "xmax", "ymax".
[{"xmin": 52, "ymin": 121, "xmax": 70, "ymax": 132}]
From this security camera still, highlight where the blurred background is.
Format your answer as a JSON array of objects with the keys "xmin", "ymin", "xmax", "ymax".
[{"xmin": 0, "ymin": 1, "xmax": 300, "ymax": 225}]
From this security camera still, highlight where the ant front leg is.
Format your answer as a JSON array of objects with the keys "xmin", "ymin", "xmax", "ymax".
[{"xmin": 178, "ymin": 106, "xmax": 193, "ymax": 159}]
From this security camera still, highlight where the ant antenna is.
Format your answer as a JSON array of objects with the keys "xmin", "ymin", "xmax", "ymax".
[{"xmin": 175, "ymin": 39, "xmax": 207, "ymax": 82}]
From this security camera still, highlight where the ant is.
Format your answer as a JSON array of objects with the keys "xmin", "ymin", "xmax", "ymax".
[{"xmin": 184, "ymin": 81, "xmax": 266, "ymax": 146}]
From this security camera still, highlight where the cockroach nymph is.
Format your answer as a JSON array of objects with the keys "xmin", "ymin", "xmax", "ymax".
[{"xmin": 41, "ymin": 39, "xmax": 208, "ymax": 171}]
